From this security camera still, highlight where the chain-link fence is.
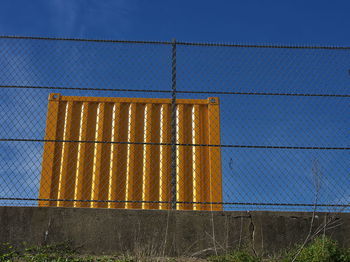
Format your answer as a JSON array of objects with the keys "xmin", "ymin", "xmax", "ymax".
[{"xmin": 0, "ymin": 36, "xmax": 349, "ymax": 212}]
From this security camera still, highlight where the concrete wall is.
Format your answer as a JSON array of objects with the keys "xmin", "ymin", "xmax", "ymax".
[{"xmin": 1, "ymin": 206, "xmax": 349, "ymax": 257}]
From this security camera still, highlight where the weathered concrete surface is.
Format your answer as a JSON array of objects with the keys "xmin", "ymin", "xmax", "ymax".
[{"xmin": 0, "ymin": 206, "xmax": 349, "ymax": 256}]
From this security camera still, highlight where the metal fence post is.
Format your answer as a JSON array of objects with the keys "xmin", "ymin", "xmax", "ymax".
[{"xmin": 171, "ymin": 38, "xmax": 177, "ymax": 210}]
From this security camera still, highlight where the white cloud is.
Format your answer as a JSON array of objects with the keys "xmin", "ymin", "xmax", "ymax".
[
  {"xmin": 48, "ymin": 0, "xmax": 136, "ymax": 38},
  {"xmin": 50, "ymin": 0, "xmax": 80, "ymax": 36}
]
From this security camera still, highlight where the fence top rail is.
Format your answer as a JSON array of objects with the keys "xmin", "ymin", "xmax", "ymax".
[{"xmin": 1, "ymin": 35, "xmax": 350, "ymax": 50}]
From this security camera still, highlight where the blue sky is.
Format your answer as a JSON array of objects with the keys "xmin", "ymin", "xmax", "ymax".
[
  {"xmin": 0, "ymin": 0, "xmax": 350, "ymax": 45},
  {"xmin": 0, "ymin": 0, "xmax": 349, "ymax": 211}
]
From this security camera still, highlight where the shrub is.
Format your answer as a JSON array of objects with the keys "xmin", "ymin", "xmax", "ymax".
[
  {"xmin": 0, "ymin": 242, "xmax": 18, "ymax": 261},
  {"xmin": 285, "ymin": 237, "xmax": 350, "ymax": 262},
  {"xmin": 209, "ymin": 250, "xmax": 260, "ymax": 262}
]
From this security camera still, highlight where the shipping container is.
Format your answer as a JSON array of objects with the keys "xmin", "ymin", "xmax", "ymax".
[{"xmin": 39, "ymin": 94, "xmax": 222, "ymax": 210}]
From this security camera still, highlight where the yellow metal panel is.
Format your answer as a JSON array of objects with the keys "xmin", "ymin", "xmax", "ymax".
[{"xmin": 39, "ymin": 94, "xmax": 223, "ymax": 210}]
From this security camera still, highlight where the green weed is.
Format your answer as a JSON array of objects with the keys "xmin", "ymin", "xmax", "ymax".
[{"xmin": 283, "ymin": 236, "xmax": 350, "ymax": 262}]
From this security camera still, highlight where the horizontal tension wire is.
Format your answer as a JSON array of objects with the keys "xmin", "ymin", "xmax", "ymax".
[
  {"xmin": 1, "ymin": 138, "xmax": 349, "ymax": 150},
  {"xmin": 1, "ymin": 197, "xmax": 349, "ymax": 208},
  {"xmin": 1, "ymin": 85, "xmax": 349, "ymax": 98},
  {"xmin": 1, "ymin": 35, "xmax": 350, "ymax": 49}
]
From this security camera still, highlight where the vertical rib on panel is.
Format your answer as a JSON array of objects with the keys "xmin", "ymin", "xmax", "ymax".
[
  {"xmin": 151, "ymin": 104, "xmax": 161, "ymax": 209},
  {"xmin": 208, "ymin": 98, "xmax": 223, "ymax": 211},
  {"xmin": 91, "ymin": 103, "xmax": 113, "ymax": 208},
  {"xmin": 74, "ymin": 103, "xmax": 98, "ymax": 207},
  {"xmin": 109, "ymin": 103, "xmax": 129, "ymax": 208},
  {"xmin": 200, "ymin": 106, "xmax": 210, "ymax": 211},
  {"xmin": 39, "ymin": 94, "xmax": 65, "ymax": 207},
  {"xmin": 192, "ymin": 105, "xmax": 209, "ymax": 211},
  {"xmin": 126, "ymin": 103, "xmax": 145, "ymax": 209},
  {"xmin": 57, "ymin": 101, "xmax": 83, "ymax": 207},
  {"xmin": 159, "ymin": 104, "xmax": 171, "ymax": 209},
  {"xmin": 74, "ymin": 103, "xmax": 87, "ymax": 207},
  {"xmin": 49, "ymin": 101, "xmax": 67, "ymax": 206},
  {"xmin": 143, "ymin": 104, "xmax": 161, "ymax": 209},
  {"xmin": 177, "ymin": 104, "xmax": 193, "ymax": 210}
]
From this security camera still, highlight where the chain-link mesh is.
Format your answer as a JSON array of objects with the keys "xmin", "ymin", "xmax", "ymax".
[{"xmin": 0, "ymin": 36, "xmax": 349, "ymax": 212}]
